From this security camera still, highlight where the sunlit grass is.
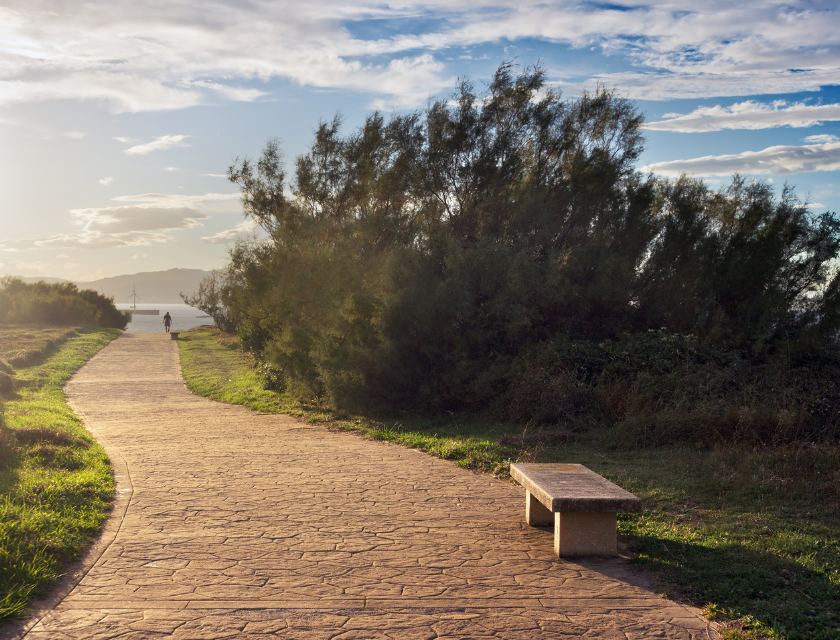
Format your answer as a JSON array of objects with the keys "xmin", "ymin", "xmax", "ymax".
[
  {"xmin": 0, "ymin": 326, "xmax": 119, "ymax": 621},
  {"xmin": 179, "ymin": 326, "xmax": 839, "ymax": 640}
]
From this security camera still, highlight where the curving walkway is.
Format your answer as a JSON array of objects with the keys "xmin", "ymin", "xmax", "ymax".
[{"xmin": 15, "ymin": 333, "xmax": 718, "ymax": 639}]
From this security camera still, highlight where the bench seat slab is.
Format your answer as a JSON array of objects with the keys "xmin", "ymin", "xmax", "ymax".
[
  {"xmin": 555, "ymin": 512, "xmax": 617, "ymax": 556},
  {"xmin": 510, "ymin": 463, "xmax": 641, "ymax": 513}
]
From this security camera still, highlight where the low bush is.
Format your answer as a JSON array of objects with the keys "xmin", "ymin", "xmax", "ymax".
[
  {"xmin": 0, "ymin": 278, "xmax": 129, "ymax": 329},
  {"xmin": 503, "ymin": 330, "xmax": 840, "ymax": 446}
]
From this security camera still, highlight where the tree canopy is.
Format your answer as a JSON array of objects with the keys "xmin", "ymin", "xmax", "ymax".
[{"xmin": 198, "ymin": 62, "xmax": 840, "ymax": 432}]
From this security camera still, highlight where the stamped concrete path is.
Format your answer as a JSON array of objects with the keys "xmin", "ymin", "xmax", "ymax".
[{"xmin": 17, "ymin": 333, "xmax": 719, "ymax": 639}]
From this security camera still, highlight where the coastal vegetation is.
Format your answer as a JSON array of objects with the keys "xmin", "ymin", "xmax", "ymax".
[
  {"xmin": 0, "ymin": 278, "xmax": 130, "ymax": 330},
  {"xmin": 0, "ymin": 280, "xmax": 125, "ymax": 622},
  {"xmin": 180, "ymin": 62, "xmax": 840, "ymax": 638},
  {"xmin": 191, "ymin": 63, "xmax": 840, "ymax": 443}
]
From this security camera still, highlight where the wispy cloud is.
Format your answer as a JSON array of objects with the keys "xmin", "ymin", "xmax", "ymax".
[
  {"xmin": 98, "ymin": 176, "xmax": 113, "ymax": 185},
  {"xmin": 803, "ymin": 134, "xmax": 840, "ymax": 145},
  {"xmin": 202, "ymin": 219, "xmax": 262, "ymax": 244},
  {"xmin": 643, "ymin": 141, "xmax": 840, "ymax": 178},
  {"xmin": 123, "ymin": 134, "xmax": 190, "ymax": 155},
  {"xmin": 70, "ymin": 206, "xmax": 207, "ymax": 234},
  {"xmin": 646, "ymin": 102, "xmax": 840, "ymax": 133},
  {"xmin": 2, "ymin": 2, "xmax": 839, "ymax": 112},
  {"xmin": 1, "ymin": 231, "xmax": 175, "ymax": 251},
  {"xmin": 1, "ymin": 192, "xmax": 238, "ymax": 251}
]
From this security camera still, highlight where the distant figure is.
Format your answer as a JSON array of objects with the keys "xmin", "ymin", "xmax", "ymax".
[{"xmin": 163, "ymin": 312, "xmax": 172, "ymax": 333}]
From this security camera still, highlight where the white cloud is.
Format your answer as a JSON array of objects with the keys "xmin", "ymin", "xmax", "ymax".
[
  {"xmin": 1, "ymin": 191, "xmax": 239, "ymax": 251},
  {"xmin": 98, "ymin": 176, "xmax": 113, "ymax": 185},
  {"xmin": 804, "ymin": 134, "xmax": 840, "ymax": 145},
  {"xmin": 123, "ymin": 134, "xmax": 190, "ymax": 155},
  {"xmin": 3, "ymin": 1, "xmax": 839, "ymax": 111},
  {"xmin": 646, "ymin": 102, "xmax": 840, "ymax": 133},
  {"xmin": 202, "ymin": 219, "xmax": 262, "ymax": 244},
  {"xmin": 202, "ymin": 173, "xmax": 228, "ymax": 178},
  {"xmin": 11, "ymin": 261, "xmax": 53, "ymax": 275},
  {"xmin": 0, "ymin": 72, "xmax": 203, "ymax": 113},
  {"xmin": 184, "ymin": 80, "xmax": 267, "ymax": 102},
  {"xmin": 69, "ymin": 205, "xmax": 207, "ymax": 234},
  {"xmin": 55, "ymin": 253, "xmax": 68, "ymax": 258},
  {"xmin": 1, "ymin": 230, "xmax": 175, "ymax": 251},
  {"xmin": 111, "ymin": 192, "xmax": 239, "ymax": 207},
  {"xmin": 643, "ymin": 141, "xmax": 840, "ymax": 178}
]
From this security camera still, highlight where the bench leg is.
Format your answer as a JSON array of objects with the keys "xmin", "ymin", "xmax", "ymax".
[
  {"xmin": 554, "ymin": 512, "xmax": 617, "ymax": 556},
  {"xmin": 525, "ymin": 491, "xmax": 554, "ymax": 526}
]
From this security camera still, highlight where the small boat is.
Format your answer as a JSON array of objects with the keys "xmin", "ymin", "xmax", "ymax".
[{"xmin": 127, "ymin": 285, "xmax": 159, "ymax": 315}]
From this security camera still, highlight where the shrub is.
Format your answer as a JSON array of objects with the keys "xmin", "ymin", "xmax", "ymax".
[
  {"xmin": 0, "ymin": 278, "xmax": 129, "ymax": 329},
  {"xmin": 215, "ymin": 61, "xmax": 840, "ymax": 444}
]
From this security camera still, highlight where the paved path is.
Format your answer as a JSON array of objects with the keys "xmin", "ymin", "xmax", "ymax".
[{"xmin": 18, "ymin": 333, "xmax": 718, "ymax": 639}]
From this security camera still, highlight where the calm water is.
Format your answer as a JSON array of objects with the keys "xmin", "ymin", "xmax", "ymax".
[{"xmin": 115, "ymin": 303, "xmax": 214, "ymax": 333}]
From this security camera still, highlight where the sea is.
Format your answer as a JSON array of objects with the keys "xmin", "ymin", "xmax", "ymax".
[{"xmin": 115, "ymin": 303, "xmax": 214, "ymax": 333}]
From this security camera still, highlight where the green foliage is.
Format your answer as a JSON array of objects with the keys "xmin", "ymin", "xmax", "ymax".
[
  {"xmin": 0, "ymin": 327, "xmax": 118, "ymax": 621},
  {"xmin": 180, "ymin": 269, "xmax": 241, "ymax": 332},
  {"xmin": 504, "ymin": 330, "xmax": 840, "ymax": 445},
  {"xmin": 637, "ymin": 176, "xmax": 840, "ymax": 351},
  {"xmin": 218, "ymin": 61, "xmax": 840, "ymax": 428},
  {"xmin": 0, "ymin": 278, "xmax": 130, "ymax": 329}
]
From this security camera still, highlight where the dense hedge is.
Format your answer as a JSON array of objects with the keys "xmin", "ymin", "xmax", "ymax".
[
  {"xmin": 0, "ymin": 279, "xmax": 130, "ymax": 330},
  {"xmin": 188, "ymin": 63, "xmax": 840, "ymax": 442}
]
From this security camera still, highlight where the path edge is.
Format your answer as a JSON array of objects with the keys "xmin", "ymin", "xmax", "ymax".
[{"xmin": 1, "ymin": 371, "xmax": 134, "ymax": 639}]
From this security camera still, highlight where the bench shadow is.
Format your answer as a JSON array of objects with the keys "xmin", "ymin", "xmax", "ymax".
[{"xmin": 570, "ymin": 533, "xmax": 837, "ymax": 637}]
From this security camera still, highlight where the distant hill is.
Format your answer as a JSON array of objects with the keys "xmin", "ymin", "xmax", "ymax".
[
  {"xmin": 5, "ymin": 269, "xmax": 212, "ymax": 304},
  {"xmin": 11, "ymin": 276, "xmax": 71, "ymax": 285},
  {"xmin": 77, "ymin": 269, "xmax": 212, "ymax": 304}
]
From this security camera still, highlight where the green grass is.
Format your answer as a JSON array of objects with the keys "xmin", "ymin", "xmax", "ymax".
[
  {"xmin": 0, "ymin": 326, "xmax": 120, "ymax": 621},
  {"xmin": 178, "ymin": 327, "xmax": 839, "ymax": 640}
]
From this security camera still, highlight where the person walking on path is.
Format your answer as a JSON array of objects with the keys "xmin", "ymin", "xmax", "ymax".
[{"xmin": 163, "ymin": 311, "xmax": 172, "ymax": 333}]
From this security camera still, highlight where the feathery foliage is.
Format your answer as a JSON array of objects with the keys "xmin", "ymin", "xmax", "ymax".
[{"xmin": 189, "ymin": 62, "xmax": 840, "ymax": 439}]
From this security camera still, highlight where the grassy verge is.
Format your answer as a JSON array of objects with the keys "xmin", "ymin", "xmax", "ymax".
[
  {"xmin": 179, "ymin": 327, "xmax": 839, "ymax": 640},
  {"xmin": 0, "ymin": 326, "xmax": 120, "ymax": 621}
]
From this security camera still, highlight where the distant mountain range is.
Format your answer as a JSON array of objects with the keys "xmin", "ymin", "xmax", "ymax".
[{"xmin": 7, "ymin": 268, "xmax": 212, "ymax": 304}]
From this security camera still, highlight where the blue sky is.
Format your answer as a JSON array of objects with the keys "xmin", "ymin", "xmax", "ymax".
[{"xmin": 2, "ymin": 0, "xmax": 840, "ymax": 281}]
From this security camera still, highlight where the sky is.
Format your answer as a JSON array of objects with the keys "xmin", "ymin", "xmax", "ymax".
[{"xmin": 1, "ymin": 0, "xmax": 840, "ymax": 282}]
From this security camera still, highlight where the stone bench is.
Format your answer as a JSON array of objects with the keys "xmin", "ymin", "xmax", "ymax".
[
  {"xmin": 169, "ymin": 331, "xmax": 180, "ymax": 340},
  {"xmin": 510, "ymin": 463, "xmax": 641, "ymax": 557}
]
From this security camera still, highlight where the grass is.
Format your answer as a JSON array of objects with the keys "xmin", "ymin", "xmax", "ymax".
[
  {"xmin": 179, "ymin": 326, "xmax": 839, "ymax": 640},
  {"xmin": 0, "ymin": 325, "xmax": 120, "ymax": 621}
]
